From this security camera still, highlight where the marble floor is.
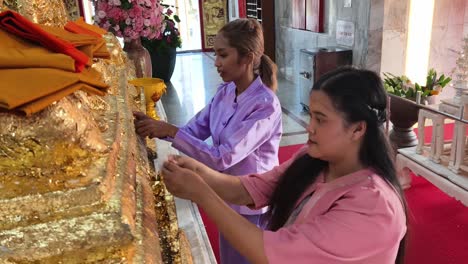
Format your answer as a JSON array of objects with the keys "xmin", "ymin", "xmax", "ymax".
[{"xmin": 161, "ymin": 52, "xmax": 310, "ymax": 147}]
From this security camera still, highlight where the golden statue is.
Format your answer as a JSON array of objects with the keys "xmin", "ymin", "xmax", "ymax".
[{"xmin": 3, "ymin": 0, "xmax": 69, "ymax": 26}]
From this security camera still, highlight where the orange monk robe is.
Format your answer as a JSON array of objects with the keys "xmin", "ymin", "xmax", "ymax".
[
  {"xmin": 0, "ymin": 67, "xmax": 109, "ymax": 115},
  {"xmin": 18, "ymin": 83, "xmax": 105, "ymax": 116},
  {"xmin": 41, "ymin": 24, "xmax": 110, "ymax": 60},
  {"xmin": 73, "ymin": 17, "xmax": 107, "ymax": 36},
  {"xmin": 65, "ymin": 18, "xmax": 110, "ymax": 59},
  {"xmin": 0, "ymin": 10, "xmax": 89, "ymax": 72},
  {"xmin": 65, "ymin": 20, "xmax": 102, "ymax": 38},
  {"xmin": 0, "ymin": 28, "xmax": 76, "ymax": 71}
]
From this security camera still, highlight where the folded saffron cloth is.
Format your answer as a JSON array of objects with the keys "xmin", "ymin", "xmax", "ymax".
[
  {"xmin": 19, "ymin": 82, "xmax": 84, "ymax": 116},
  {"xmin": 0, "ymin": 47, "xmax": 75, "ymax": 71},
  {"xmin": 72, "ymin": 17, "xmax": 107, "ymax": 36},
  {"xmin": 0, "ymin": 28, "xmax": 74, "ymax": 71},
  {"xmin": 0, "ymin": 67, "xmax": 108, "ymax": 115},
  {"xmin": 0, "ymin": 10, "xmax": 89, "ymax": 72},
  {"xmin": 39, "ymin": 24, "xmax": 110, "ymax": 60},
  {"xmin": 18, "ymin": 83, "xmax": 107, "ymax": 116},
  {"xmin": 66, "ymin": 18, "xmax": 110, "ymax": 59},
  {"xmin": 65, "ymin": 20, "xmax": 103, "ymax": 38}
]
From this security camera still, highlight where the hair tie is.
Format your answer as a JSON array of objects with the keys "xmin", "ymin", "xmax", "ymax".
[{"xmin": 367, "ymin": 105, "xmax": 386, "ymax": 125}]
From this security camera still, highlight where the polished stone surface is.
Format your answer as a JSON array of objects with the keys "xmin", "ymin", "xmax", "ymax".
[{"xmin": 161, "ymin": 52, "xmax": 310, "ymax": 147}]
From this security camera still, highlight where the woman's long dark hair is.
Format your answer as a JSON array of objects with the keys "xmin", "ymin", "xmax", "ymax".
[{"xmin": 266, "ymin": 66, "xmax": 407, "ymax": 263}]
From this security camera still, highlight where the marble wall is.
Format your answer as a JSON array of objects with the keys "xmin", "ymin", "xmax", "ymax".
[
  {"xmin": 429, "ymin": 0, "xmax": 467, "ymax": 78},
  {"xmin": 380, "ymin": 0, "xmax": 409, "ymax": 76},
  {"xmin": 381, "ymin": 0, "xmax": 468, "ymax": 100},
  {"xmin": 275, "ymin": 0, "xmax": 385, "ymax": 83},
  {"xmin": 465, "ymin": 2, "xmax": 468, "ymax": 36}
]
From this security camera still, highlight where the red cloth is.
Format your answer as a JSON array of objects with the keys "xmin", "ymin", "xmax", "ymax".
[{"xmin": 0, "ymin": 11, "xmax": 89, "ymax": 72}]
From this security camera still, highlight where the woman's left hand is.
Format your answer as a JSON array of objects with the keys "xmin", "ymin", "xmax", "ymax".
[{"xmin": 162, "ymin": 159, "xmax": 208, "ymax": 201}]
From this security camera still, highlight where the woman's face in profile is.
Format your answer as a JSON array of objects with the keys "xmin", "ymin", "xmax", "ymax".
[
  {"xmin": 306, "ymin": 90, "xmax": 356, "ymax": 161},
  {"xmin": 213, "ymin": 34, "xmax": 249, "ymax": 83}
]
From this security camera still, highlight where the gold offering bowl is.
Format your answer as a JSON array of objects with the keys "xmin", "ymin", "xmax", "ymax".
[{"xmin": 129, "ymin": 78, "xmax": 167, "ymax": 120}]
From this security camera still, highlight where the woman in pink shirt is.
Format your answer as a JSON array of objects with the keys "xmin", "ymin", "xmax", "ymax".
[
  {"xmin": 134, "ymin": 19, "xmax": 282, "ymax": 264},
  {"xmin": 162, "ymin": 67, "xmax": 408, "ymax": 264}
]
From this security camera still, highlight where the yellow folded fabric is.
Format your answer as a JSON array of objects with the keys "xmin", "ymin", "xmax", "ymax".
[
  {"xmin": 39, "ymin": 24, "xmax": 100, "ymax": 47},
  {"xmin": 19, "ymin": 82, "xmax": 83, "ymax": 116},
  {"xmin": 76, "ymin": 44, "xmax": 94, "ymax": 61},
  {"xmin": 40, "ymin": 24, "xmax": 110, "ymax": 60},
  {"xmin": 0, "ymin": 68, "xmax": 79, "ymax": 109},
  {"xmin": 0, "ymin": 67, "xmax": 108, "ymax": 110},
  {"xmin": 92, "ymin": 39, "xmax": 110, "ymax": 59},
  {"xmin": 0, "ymin": 47, "xmax": 75, "ymax": 71},
  {"xmin": 79, "ymin": 67, "xmax": 109, "ymax": 89},
  {"xmin": 81, "ymin": 84, "xmax": 107, "ymax": 96},
  {"xmin": 74, "ymin": 17, "xmax": 107, "ymax": 36},
  {"xmin": 0, "ymin": 28, "xmax": 77, "ymax": 71}
]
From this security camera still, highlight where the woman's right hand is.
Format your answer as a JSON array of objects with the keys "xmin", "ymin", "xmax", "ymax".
[
  {"xmin": 133, "ymin": 111, "xmax": 179, "ymax": 138},
  {"xmin": 168, "ymin": 155, "xmax": 208, "ymax": 175},
  {"xmin": 162, "ymin": 158, "xmax": 209, "ymax": 202}
]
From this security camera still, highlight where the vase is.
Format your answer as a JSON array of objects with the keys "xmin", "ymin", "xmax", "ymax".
[
  {"xmin": 388, "ymin": 94, "xmax": 420, "ymax": 149},
  {"xmin": 123, "ymin": 38, "xmax": 152, "ymax": 78},
  {"xmin": 148, "ymin": 47, "xmax": 177, "ymax": 82}
]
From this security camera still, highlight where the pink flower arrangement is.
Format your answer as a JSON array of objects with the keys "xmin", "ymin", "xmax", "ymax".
[{"xmin": 93, "ymin": 0, "xmax": 164, "ymax": 40}]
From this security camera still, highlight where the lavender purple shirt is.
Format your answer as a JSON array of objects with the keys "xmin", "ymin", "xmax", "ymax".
[
  {"xmin": 240, "ymin": 147, "xmax": 407, "ymax": 263},
  {"xmin": 169, "ymin": 76, "xmax": 282, "ymax": 215}
]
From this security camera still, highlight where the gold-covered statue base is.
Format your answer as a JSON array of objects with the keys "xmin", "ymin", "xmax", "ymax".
[{"xmin": 0, "ymin": 33, "xmax": 190, "ymax": 263}]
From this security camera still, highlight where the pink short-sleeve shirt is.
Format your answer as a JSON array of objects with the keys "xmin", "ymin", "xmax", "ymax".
[{"xmin": 239, "ymin": 150, "xmax": 406, "ymax": 264}]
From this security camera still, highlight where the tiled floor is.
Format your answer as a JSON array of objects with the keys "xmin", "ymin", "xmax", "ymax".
[{"xmin": 161, "ymin": 52, "xmax": 310, "ymax": 147}]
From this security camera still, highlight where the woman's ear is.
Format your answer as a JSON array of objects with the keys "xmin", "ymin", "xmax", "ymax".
[
  {"xmin": 351, "ymin": 121, "xmax": 367, "ymax": 141},
  {"xmin": 240, "ymin": 52, "xmax": 254, "ymax": 66}
]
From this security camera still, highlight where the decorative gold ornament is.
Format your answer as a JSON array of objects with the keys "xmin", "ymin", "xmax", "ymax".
[
  {"xmin": 3, "ymin": 0, "xmax": 18, "ymax": 11},
  {"xmin": 63, "ymin": 0, "xmax": 80, "ymax": 21},
  {"xmin": 15, "ymin": 0, "xmax": 69, "ymax": 27}
]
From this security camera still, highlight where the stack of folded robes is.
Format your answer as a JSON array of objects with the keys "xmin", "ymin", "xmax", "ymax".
[{"xmin": 0, "ymin": 10, "xmax": 111, "ymax": 116}]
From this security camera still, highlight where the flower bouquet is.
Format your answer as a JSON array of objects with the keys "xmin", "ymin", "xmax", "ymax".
[
  {"xmin": 141, "ymin": 2, "xmax": 182, "ymax": 54},
  {"xmin": 140, "ymin": 2, "xmax": 181, "ymax": 81},
  {"xmin": 93, "ymin": 0, "xmax": 164, "ymax": 40}
]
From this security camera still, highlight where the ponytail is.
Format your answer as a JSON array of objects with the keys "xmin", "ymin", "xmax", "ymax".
[{"xmin": 258, "ymin": 54, "xmax": 278, "ymax": 92}]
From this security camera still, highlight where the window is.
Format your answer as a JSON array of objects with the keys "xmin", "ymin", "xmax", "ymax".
[{"xmin": 292, "ymin": 0, "xmax": 323, "ymax": 32}]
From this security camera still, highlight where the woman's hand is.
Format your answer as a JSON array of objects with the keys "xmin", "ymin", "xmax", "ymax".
[
  {"xmin": 133, "ymin": 111, "xmax": 179, "ymax": 138},
  {"xmin": 162, "ymin": 158, "xmax": 209, "ymax": 202},
  {"xmin": 168, "ymin": 155, "xmax": 209, "ymax": 175},
  {"xmin": 167, "ymin": 155, "xmax": 254, "ymax": 206}
]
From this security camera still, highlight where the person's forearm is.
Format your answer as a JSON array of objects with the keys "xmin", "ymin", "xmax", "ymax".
[
  {"xmin": 198, "ymin": 166, "xmax": 254, "ymax": 206},
  {"xmin": 196, "ymin": 188, "xmax": 268, "ymax": 264}
]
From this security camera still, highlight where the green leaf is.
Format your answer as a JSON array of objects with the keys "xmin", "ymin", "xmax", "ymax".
[
  {"xmin": 121, "ymin": 0, "xmax": 132, "ymax": 10},
  {"xmin": 440, "ymin": 77, "xmax": 452, "ymax": 87}
]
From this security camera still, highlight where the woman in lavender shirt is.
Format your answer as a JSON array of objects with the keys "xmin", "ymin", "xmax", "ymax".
[{"xmin": 134, "ymin": 19, "xmax": 282, "ymax": 264}]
